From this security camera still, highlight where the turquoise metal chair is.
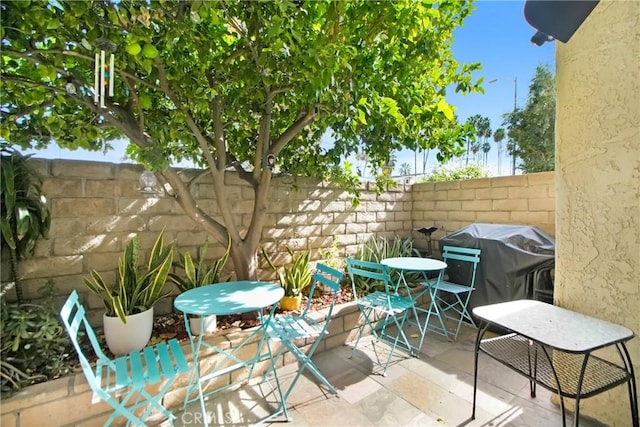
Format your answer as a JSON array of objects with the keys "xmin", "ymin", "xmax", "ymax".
[
  {"xmin": 60, "ymin": 290, "xmax": 189, "ymax": 426},
  {"xmin": 346, "ymin": 258, "xmax": 414, "ymax": 376},
  {"xmin": 423, "ymin": 245, "xmax": 481, "ymax": 340},
  {"xmin": 266, "ymin": 263, "xmax": 344, "ymax": 406}
]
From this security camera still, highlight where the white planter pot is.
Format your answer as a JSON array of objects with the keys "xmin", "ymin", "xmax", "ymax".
[
  {"xmin": 103, "ymin": 307, "xmax": 154, "ymax": 356},
  {"xmin": 189, "ymin": 315, "xmax": 217, "ymax": 335}
]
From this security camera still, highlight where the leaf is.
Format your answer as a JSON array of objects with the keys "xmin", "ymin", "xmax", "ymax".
[
  {"xmin": 437, "ymin": 99, "xmax": 454, "ymax": 121},
  {"xmin": 0, "ymin": 218, "xmax": 16, "ymax": 249},
  {"xmin": 46, "ymin": 20, "xmax": 61, "ymax": 30},
  {"xmin": 139, "ymin": 94, "xmax": 152, "ymax": 109},
  {"xmin": 183, "ymin": 252, "xmax": 197, "ymax": 286},
  {"xmin": 357, "ymin": 109, "xmax": 367, "ymax": 125}
]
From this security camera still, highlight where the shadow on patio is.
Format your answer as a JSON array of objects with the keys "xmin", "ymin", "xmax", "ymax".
[{"xmin": 166, "ymin": 317, "xmax": 606, "ymax": 427}]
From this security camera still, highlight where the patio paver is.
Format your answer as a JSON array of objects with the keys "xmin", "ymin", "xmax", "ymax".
[{"xmin": 167, "ymin": 318, "xmax": 607, "ymax": 427}]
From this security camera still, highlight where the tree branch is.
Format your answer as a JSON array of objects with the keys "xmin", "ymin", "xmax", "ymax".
[
  {"xmin": 270, "ymin": 109, "xmax": 317, "ymax": 154},
  {"xmin": 154, "ymin": 58, "xmax": 220, "ymax": 174},
  {"xmin": 121, "ymin": 75, "xmax": 145, "ymax": 133},
  {"xmin": 158, "ymin": 168, "xmax": 229, "ymax": 242},
  {"xmin": 225, "ymin": 151, "xmax": 256, "ymax": 185},
  {"xmin": 223, "ymin": 47, "xmax": 250, "ymax": 64},
  {"xmin": 1, "ymin": 101, "xmax": 54, "ymax": 120},
  {"xmin": 254, "ymin": 90, "xmax": 273, "ymax": 179},
  {"xmin": 153, "ymin": 57, "xmax": 245, "ymax": 249}
]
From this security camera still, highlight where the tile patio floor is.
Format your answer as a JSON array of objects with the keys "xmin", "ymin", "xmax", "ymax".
[{"xmin": 168, "ymin": 316, "xmax": 607, "ymax": 427}]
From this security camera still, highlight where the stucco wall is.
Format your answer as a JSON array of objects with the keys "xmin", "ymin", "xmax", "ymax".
[{"xmin": 555, "ymin": 1, "xmax": 640, "ymax": 424}]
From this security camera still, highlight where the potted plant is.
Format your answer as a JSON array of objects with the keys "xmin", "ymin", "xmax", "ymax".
[
  {"xmin": 168, "ymin": 238, "xmax": 230, "ymax": 335},
  {"xmin": 83, "ymin": 231, "xmax": 175, "ymax": 355},
  {"xmin": 262, "ymin": 245, "xmax": 312, "ymax": 311}
]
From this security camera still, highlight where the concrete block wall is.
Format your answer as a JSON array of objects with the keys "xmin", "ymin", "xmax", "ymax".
[
  {"xmin": 4, "ymin": 159, "xmax": 414, "ymax": 323},
  {"xmin": 411, "ymin": 172, "xmax": 555, "ymax": 250},
  {"xmin": 3, "ymin": 160, "xmax": 555, "ymax": 324}
]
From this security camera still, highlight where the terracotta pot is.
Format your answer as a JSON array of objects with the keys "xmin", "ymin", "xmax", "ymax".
[{"xmin": 280, "ymin": 295, "xmax": 302, "ymax": 311}]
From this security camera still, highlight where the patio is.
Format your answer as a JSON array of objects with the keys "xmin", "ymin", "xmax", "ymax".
[{"xmin": 166, "ymin": 318, "xmax": 606, "ymax": 427}]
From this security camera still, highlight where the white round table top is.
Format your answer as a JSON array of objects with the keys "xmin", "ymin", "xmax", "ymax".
[{"xmin": 381, "ymin": 257, "xmax": 447, "ymax": 272}]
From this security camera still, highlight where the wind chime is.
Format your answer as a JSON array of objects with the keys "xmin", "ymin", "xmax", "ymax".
[{"xmin": 94, "ymin": 50, "xmax": 114, "ymax": 108}]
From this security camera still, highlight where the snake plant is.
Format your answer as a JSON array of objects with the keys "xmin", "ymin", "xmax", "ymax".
[
  {"xmin": 262, "ymin": 245, "xmax": 312, "ymax": 297},
  {"xmin": 169, "ymin": 237, "xmax": 230, "ymax": 292},
  {"xmin": 83, "ymin": 231, "xmax": 175, "ymax": 323}
]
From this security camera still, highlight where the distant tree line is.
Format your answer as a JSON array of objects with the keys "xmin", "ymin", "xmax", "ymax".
[
  {"xmin": 503, "ymin": 65, "xmax": 556, "ymax": 173},
  {"xmin": 463, "ymin": 65, "xmax": 555, "ymax": 174}
]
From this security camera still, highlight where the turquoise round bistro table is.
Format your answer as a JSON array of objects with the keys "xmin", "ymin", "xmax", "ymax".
[
  {"xmin": 174, "ymin": 281, "xmax": 285, "ymax": 426},
  {"xmin": 381, "ymin": 257, "xmax": 448, "ymax": 352},
  {"xmin": 174, "ymin": 280, "xmax": 284, "ymax": 316}
]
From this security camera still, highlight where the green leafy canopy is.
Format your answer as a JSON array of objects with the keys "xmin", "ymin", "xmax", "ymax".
[
  {"xmin": 1, "ymin": 0, "xmax": 483, "ymax": 280},
  {"xmin": 2, "ymin": 0, "xmax": 481, "ymax": 179},
  {"xmin": 503, "ymin": 65, "xmax": 556, "ymax": 173}
]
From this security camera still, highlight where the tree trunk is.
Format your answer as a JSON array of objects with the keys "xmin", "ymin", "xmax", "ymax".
[
  {"xmin": 230, "ymin": 240, "xmax": 260, "ymax": 281},
  {"xmin": 9, "ymin": 247, "xmax": 23, "ymax": 305}
]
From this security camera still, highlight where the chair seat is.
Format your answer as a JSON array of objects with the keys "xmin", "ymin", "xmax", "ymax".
[
  {"xmin": 359, "ymin": 291, "xmax": 414, "ymax": 314},
  {"xmin": 426, "ymin": 280, "xmax": 472, "ymax": 295},
  {"xmin": 109, "ymin": 339, "xmax": 188, "ymax": 390},
  {"xmin": 268, "ymin": 314, "xmax": 323, "ymax": 341}
]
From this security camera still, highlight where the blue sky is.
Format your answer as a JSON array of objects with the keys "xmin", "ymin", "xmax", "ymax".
[
  {"xmin": 397, "ymin": 0, "xmax": 555, "ymax": 176},
  {"xmin": 26, "ymin": 1, "xmax": 554, "ymax": 176}
]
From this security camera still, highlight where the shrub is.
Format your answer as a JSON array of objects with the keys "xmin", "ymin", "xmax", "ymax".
[
  {"xmin": 423, "ymin": 163, "xmax": 489, "ymax": 182},
  {"xmin": 317, "ymin": 236, "xmax": 342, "ymax": 272},
  {"xmin": 262, "ymin": 245, "xmax": 313, "ymax": 298},
  {"xmin": 0, "ymin": 280, "xmax": 74, "ymax": 395},
  {"xmin": 352, "ymin": 235, "xmax": 420, "ymax": 294}
]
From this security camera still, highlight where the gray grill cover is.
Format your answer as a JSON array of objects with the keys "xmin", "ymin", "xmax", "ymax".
[{"xmin": 439, "ymin": 223, "xmax": 555, "ymax": 310}]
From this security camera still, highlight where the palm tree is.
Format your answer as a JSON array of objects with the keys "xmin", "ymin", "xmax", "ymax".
[
  {"xmin": 0, "ymin": 144, "xmax": 51, "ymax": 304},
  {"xmin": 465, "ymin": 116, "xmax": 481, "ymax": 165},
  {"xmin": 493, "ymin": 128, "xmax": 506, "ymax": 174},
  {"xmin": 399, "ymin": 162, "xmax": 412, "ymax": 176},
  {"xmin": 384, "ymin": 153, "xmax": 397, "ymax": 176},
  {"xmin": 481, "ymin": 142, "xmax": 492, "ymax": 165}
]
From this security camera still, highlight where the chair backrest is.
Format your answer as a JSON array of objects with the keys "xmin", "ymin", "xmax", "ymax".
[
  {"xmin": 441, "ymin": 245, "xmax": 481, "ymax": 289},
  {"xmin": 60, "ymin": 290, "xmax": 113, "ymax": 392},
  {"xmin": 346, "ymin": 258, "xmax": 394, "ymax": 301},
  {"xmin": 301, "ymin": 263, "xmax": 343, "ymax": 318}
]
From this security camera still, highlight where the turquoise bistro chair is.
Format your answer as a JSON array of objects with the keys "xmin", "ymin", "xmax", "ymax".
[
  {"xmin": 60, "ymin": 290, "xmax": 189, "ymax": 426},
  {"xmin": 266, "ymin": 263, "xmax": 344, "ymax": 411},
  {"xmin": 424, "ymin": 245, "xmax": 481, "ymax": 340},
  {"xmin": 346, "ymin": 258, "xmax": 414, "ymax": 376}
]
